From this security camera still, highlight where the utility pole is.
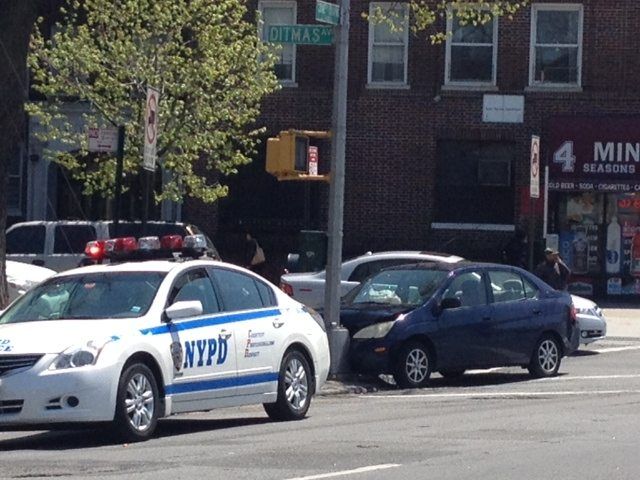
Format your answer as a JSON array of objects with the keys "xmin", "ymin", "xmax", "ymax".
[
  {"xmin": 112, "ymin": 125, "xmax": 126, "ymax": 237},
  {"xmin": 324, "ymin": 0, "xmax": 351, "ymax": 375}
]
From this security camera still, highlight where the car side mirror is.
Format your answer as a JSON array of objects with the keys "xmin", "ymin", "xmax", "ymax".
[
  {"xmin": 440, "ymin": 297, "xmax": 462, "ymax": 310},
  {"xmin": 164, "ymin": 300, "xmax": 203, "ymax": 321}
]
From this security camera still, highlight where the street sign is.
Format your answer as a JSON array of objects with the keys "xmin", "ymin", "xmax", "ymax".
[
  {"xmin": 267, "ymin": 25, "xmax": 334, "ymax": 45},
  {"xmin": 530, "ymin": 135, "xmax": 540, "ymax": 199},
  {"xmin": 88, "ymin": 127, "xmax": 118, "ymax": 153},
  {"xmin": 143, "ymin": 86, "xmax": 160, "ymax": 172},
  {"xmin": 316, "ymin": 0, "xmax": 340, "ymax": 25},
  {"xmin": 308, "ymin": 146, "xmax": 319, "ymax": 176}
]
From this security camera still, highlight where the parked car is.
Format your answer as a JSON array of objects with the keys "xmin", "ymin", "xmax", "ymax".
[
  {"xmin": 6, "ymin": 260, "xmax": 56, "ymax": 303},
  {"xmin": 572, "ymin": 295, "xmax": 607, "ymax": 345},
  {"xmin": 343, "ymin": 262, "xmax": 580, "ymax": 388},
  {"xmin": 280, "ymin": 251, "xmax": 464, "ymax": 309},
  {"xmin": 6, "ymin": 220, "xmax": 219, "ymax": 272},
  {"xmin": 0, "ymin": 232, "xmax": 329, "ymax": 441}
]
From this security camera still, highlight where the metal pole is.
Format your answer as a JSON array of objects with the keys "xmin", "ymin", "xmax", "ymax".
[
  {"xmin": 142, "ymin": 169, "xmax": 152, "ymax": 235},
  {"xmin": 113, "ymin": 125, "xmax": 125, "ymax": 237},
  {"xmin": 324, "ymin": 0, "xmax": 351, "ymax": 375},
  {"xmin": 543, "ymin": 165, "xmax": 549, "ymax": 240}
]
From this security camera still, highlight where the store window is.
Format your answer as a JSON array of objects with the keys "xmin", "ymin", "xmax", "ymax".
[
  {"xmin": 529, "ymin": 4, "xmax": 583, "ymax": 87},
  {"xmin": 8, "ymin": 152, "xmax": 23, "ymax": 215},
  {"xmin": 368, "ymin": 2, "xmax": 409, "ymax": 85},
  {"xmin": 435, "ymin": 141, "xmax": 515, "ymax": 224},
  {"xmin": 445, "ymin": 10, "xmax": 497, "ymax": 85},
  {"xmin": 259, "ymin": 1, "xmax": 296, "ymax": 83},
  {"xmin": 605, "ymin": 194, "xmax": 640, "ymax": 295}
]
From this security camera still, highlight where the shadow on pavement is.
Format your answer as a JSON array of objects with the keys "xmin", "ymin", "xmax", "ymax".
[
  {"xmin": 570, "ymin": 349, "xmax": 599, "ymax": 357},
  {"xmin": 0, "ymin": 416, "xmax": 270, "ymax": 451}
]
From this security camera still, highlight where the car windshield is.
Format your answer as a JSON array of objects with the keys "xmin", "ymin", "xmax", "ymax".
[
  {"xmin": 345, "ymin": 268, "xmax": 448, "ymax": 307},
  {"xmin": 0, "ymin": 272, "xmax": 166, "ymax": 324}
]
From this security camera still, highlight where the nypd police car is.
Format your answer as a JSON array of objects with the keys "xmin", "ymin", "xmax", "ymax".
[{"xmin": 0, "ymin": 234, "xmax": 330, "ymax": 441}]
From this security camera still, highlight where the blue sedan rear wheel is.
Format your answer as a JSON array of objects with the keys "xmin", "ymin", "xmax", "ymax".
[
  {"xmin": 528, "ymin": 335, "xmax": 561, "ymax": 378},
  {"xmin": 394, "ymin": 341, "xmax": 432, "ymax": 389}
]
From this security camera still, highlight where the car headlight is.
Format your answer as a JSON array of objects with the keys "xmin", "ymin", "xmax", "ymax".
[
  {"xmin": 575, "ymin": 306, "xmax": 597, "ymax": 317},
  {"xmin": 353, "ymin": 320, "xmax": 397, "ymax": 339},
  {"xmin": 49, "ymin": 338, "xmax": 114, "ymax": 370}
]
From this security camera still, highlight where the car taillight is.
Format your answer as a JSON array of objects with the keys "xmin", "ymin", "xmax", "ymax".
[
  {"xmin": 569, "ymin": 304, "xmax": 577, "ymax": 324},
  {"xmin": 280, "ymin": 282, "xmax": 294, "ymax": 296}
]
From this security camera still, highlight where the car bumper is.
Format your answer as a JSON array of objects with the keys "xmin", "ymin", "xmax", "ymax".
[
  {"xmin": 0, "ymin": 355, "xmax": 119, "ymax": 426},
  {"xmin": 349, "ymin": 338, "xmax": 392, "ymax": 375},
  {"xmin": 577, "ymin": 313, "xmax": 607, "ymax": 345}
]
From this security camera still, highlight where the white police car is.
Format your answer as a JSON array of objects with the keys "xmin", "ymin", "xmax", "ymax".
[{"xmin": 0, "ymin": 234, "xmax": 330, "ymax": 441}]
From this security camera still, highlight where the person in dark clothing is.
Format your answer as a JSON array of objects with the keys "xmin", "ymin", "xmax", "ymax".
[
  {"xmin": 501, "ymin": 229, "xmax": 528, "ymax": 269},
  {"xmin": 534, "ymin": 248, "xmax": 571, "ymax": 291},
  {"xmin": 242, "ymin": 229, "xmax": 266, "ymax": 276}
]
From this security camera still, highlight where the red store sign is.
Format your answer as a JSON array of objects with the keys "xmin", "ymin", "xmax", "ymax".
[{"xmin": 548, "ymin": 116, "xmax": 640, "ymax": 192}]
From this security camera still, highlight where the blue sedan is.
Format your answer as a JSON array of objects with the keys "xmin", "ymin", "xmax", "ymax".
[{"xmin": 343, "ymin": 262, "xmax": 580, "ymax": 388}]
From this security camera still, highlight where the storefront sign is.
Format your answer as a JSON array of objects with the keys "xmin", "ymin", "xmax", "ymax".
[{"xmin": 548, "ymin": 116, "xmax": 640, "ymax": 192}]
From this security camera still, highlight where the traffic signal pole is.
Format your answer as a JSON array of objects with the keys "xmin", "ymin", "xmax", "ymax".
[{"xmin": 324, "ymin": 0, "xmax": 351, "ymax": 375}]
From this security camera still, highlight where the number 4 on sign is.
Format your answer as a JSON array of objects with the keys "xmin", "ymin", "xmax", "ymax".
[{"xmin": 554, "ymin": 141, "xmax": 576, "ymax": 173}]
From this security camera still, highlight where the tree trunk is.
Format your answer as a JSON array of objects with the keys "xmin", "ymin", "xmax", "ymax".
[{"xmin": 0, "ymin": 0, "xmax": 40, "ymax": 308}]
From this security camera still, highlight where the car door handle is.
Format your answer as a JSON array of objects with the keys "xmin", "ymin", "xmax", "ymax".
[
  {"xmin": 482, "ymin": 316, "xmax": 492, "ymax": 322},
  {"xmin": 272, "ymin": 320, "xmax": 285, "ymax": 329},
  {"xmin": 532, "ymin": 309, "xmax": 542, "ymax": 315},
  {"xmin": 220, "ymin": 329, "xmax": 232, "ymax": 340}
]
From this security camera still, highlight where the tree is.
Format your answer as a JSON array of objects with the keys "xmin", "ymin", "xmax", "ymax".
[
  {"xmin": 0, "ymin": 0, "xmax": 43, "ymax": 308},
  {"xmin": 27, "ymin": 0, "xmax": 279, "ymax": 207}
]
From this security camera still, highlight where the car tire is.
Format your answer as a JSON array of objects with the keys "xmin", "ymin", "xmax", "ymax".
[
  {"xmin": 394, "ymin": 341, "xmax": 432, "ymax": 389},
  {"xmin": 440, "ymin": 369, "xmax": 465, "ymax": 379},
  {"xmin": 528, "ymin": 335, "xmax": 562, "ymax": 378},
  {"xmin": 113, "ymin": 363, "xmax": 160, "ymax": 442},
  {"xmin": 264, "ymin": 350, "xmax": 313, "ymax": 421}
]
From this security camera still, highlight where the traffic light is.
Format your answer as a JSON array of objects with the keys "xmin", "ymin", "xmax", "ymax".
[{"xmin": 266, "ymin": 130, "xmax": 310, "ymax": 176}]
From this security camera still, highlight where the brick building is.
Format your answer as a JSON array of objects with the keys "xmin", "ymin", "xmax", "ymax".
[{"xmin": 206, "ymin": 0, "xmax": 640, "ymax": 297}]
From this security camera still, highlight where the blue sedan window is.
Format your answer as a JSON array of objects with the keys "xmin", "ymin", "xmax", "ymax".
[
  {"xmin": 350, "ymin": 269, "xmax": 447, "ymax": 307},
  {"xmin": 442, "ymin": 272, "xmax": 487, "ymax": 307},
  {"xmin": 488, "ymin": 271, "xmax": 527, "ymax": 303}
]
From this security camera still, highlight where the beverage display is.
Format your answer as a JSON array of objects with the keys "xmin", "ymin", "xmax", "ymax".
[
  {"xmin": 606, "ymin": 216, "xmax": 622, "ymax": 274},
  {"xmin": 571, "ymin": 230, "xmax": 589, "ymax": 274}
]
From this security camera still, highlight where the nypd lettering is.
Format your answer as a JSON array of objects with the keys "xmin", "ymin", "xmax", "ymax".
[
  {"xmin": 0, "ymin": 339, "xmax": 13, "ymax": 352},
  {"xmin": 183, "ymin": 336, "xmax": 228, "ymax": 369}
]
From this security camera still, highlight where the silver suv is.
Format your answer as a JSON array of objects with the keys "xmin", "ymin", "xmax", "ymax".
[{"xmin": 5, "ymin": 220, "xmax": 219, "ymax": 272}]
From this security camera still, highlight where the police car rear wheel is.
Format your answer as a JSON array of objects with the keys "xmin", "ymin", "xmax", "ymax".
[
  {"xmin": 264, "ymin": 350, "xmax": 312, "ymax": 421},
  {"xmin": 114, "ymin": 363, "xmax": 160, "ymax": 441}
]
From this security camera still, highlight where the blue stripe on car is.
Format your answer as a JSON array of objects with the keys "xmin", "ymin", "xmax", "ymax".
[
  {"xmin": 139, "ymin": 308, "xmax": 282, "ymax": 336},
  {"xmin": 166, "ymin": 372, "xmax": 279, "ymax": 395}
]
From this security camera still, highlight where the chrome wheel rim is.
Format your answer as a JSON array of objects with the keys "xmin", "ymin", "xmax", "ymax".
[
  {"xmin": 124, "ymin": 373, "xmax": 155, "ymax": 432},
  {"xmin": 284, "ymin": 358, "xmax": 309, "ymax": 411},
  {"xmin": 538, "ymin": 339, "xmax": 559, "ymax": 373},
  {"xmin": 405, "ymin": 348, "xmax": 429, "ymax": 384}
]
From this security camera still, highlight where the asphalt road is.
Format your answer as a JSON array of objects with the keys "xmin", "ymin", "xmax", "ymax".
[{"xmin": 2, "ymin": 335, "xmax": 640, "ymax": 480}]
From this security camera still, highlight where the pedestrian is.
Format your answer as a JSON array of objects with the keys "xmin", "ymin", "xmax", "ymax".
[
  {"xmin": 501, "ymin": 228, "xmax": 528, "ymax": 269},
  {"xmin": 534, "ymin": 247, "xmax": 571, "ymax": 291},
  {"xmin": 242, "ymin": 228, "xmax": 267, "ymax": 276}
]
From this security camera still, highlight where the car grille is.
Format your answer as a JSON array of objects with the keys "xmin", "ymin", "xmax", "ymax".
[
  {"xmin": 0, "ymin": 354, "xmax": 43, "ymax": 376},
  {"xmin": 0, "ymin": 400, "xmax": 24, "ymax": 415}
]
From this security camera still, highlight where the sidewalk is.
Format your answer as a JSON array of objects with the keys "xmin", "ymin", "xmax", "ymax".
[{"xmin": 602, "ymin": 306, "xmax": 640, "ymax": 338}]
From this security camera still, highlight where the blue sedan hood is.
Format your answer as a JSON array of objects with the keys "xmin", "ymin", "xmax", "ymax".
[{"xmin": 339, "ymin": 304, "xmax": 415, "ymax": 336}]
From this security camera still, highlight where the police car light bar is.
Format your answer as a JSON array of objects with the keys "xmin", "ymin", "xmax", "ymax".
[{"xmin": 84, "ymin": 234, "xmax": 209, "ymax": 263}]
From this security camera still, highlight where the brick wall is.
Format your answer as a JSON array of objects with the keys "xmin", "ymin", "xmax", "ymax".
[{"xmin": 219, "ymin": 0, "xmax": 640, "ymax": 264}]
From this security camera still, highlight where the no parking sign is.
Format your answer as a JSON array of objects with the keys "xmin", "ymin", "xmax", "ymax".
[{"xmin": 143, "ymin": 87, "xmax": 160, "ymax": 171}]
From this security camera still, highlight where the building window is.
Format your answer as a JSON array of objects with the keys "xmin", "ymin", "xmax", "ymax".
[
  {"xmin": 529, "ymin": 4, "xmax": 583, "ymax": 87},
  {"xmin": 435, "ymin": 141, "xmax": 515, "ymax": 224},
  {"xmin": 445, "ymin": 11, "xmax": 498, "ymax": 85},
  {"xmin": 368, "ymin": 2, "xmax": 409, "ymax": 85},
  {"xmin": 259, "ymin": 1, "xmax": 296, "ymax": 83}
]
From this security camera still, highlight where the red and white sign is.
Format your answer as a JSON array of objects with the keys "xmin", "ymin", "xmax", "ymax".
[
  {"xmin": 530, "ymin": 135, "xmax": 540, "ymax": 199},
  {"xmin": 88, "ymin": 127, "xmax": 118, "ymax": 153},
  {"xmin": 143, "ymin": 87, "xmax": 160, "ymax": 171},
  {"xmin": 308, "ymin": 146, "xmax": 319, "ymax": 176}
]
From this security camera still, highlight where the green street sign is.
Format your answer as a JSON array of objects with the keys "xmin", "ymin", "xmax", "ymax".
[
  {"xmin": 267, "ymin": 25, "xmax": 334, "ymax": 46},
  {"xmin": 316, "ymin": 0, "xmax": 340, "ymax": 25}
]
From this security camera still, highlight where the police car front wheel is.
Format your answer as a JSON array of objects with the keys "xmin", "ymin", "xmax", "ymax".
[
  {"xmin": 113, "ymin": 363, "xmax": 160, "ymax": 441},
  {"xmin": 264, "ymin": 350, "xmax": 313, "ymax": 421}
]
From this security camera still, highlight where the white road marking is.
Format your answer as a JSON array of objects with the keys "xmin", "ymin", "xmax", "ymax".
[
  {"xmin": 591, "ymin": 345, "xmax": 640, "ymax": 354},
  {"xmin": 536, "ymin": 374, "xmax": 640, "ymax": 382},
  {"xmin": 465, "ymin": 368, "xmax": 504, "ymax": 374},
  {"xmin": 366, "ymin": 390, "xmax": 640, "ymax": 400},
  {"xmin": 285, "ymin": 464, "xmax": 401, "ymax": 480}
]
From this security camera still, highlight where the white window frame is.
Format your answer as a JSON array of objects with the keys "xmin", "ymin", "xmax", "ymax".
[
  {"xmin": 367, "ymin": 2, "xmax": 410, "ymax": 88},
  {"xmin": 258, "ymin": 0, "xmax": 297, "ymax": 85},
  {"xmin": 529, "ymin": 3, "xmax": 583, "ymax": 88},
  {"xmin": 445, "ymin": 9, "xmax": 498, "ymax": 87}
]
